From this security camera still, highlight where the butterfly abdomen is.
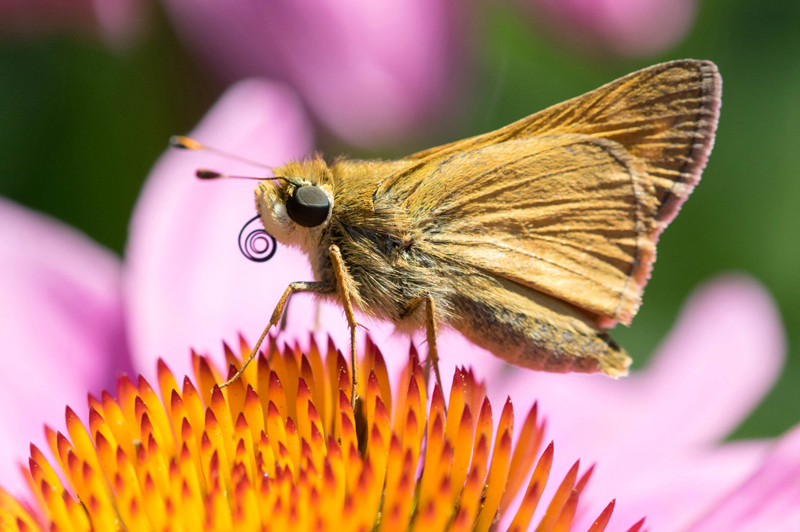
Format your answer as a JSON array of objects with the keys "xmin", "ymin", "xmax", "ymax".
[{"xmin": 448, "ymin": 273, "xmax": 630, "ymax": 376}]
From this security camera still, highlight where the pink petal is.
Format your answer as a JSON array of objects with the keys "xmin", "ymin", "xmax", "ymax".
[
  {"xmin": 161, "ymin": 0, "xmax": 465, "ymax": 147},
  {"xmin": 125, "ymin": 80, "xmax": 314, "ymax": 381},
  {"xmin": 91, "ymin": 0, "xmax": 146, "ymax": 49},
  {"xmin": 578, "ymin": 441, "xmax": 770, "ymax": 532},
  {"xmin": 638, "ymin": 275, "xmax": 785, "ymax": 447},
  {"xmin": 0, "ymin": 0, "xmax": 145, "ymax": 47},
  {"xmin": 522, "ymin": 0, "xmax": 697, "ymax": 56},
  {"xmin": 0, "ymin": 0, "xmax": 95, "ymax": 37},
  {"xmin": 0, "ymin": 197, "xmax": 129, "ymax": 491},
  {"xmin": 686, "ymin": 422, "xmax": 800, "ymax": 531}
]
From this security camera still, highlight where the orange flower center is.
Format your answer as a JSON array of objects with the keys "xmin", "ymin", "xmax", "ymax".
[{"xmin": 0, "ymin": 335, "xmax": 625, "ymax": 532}]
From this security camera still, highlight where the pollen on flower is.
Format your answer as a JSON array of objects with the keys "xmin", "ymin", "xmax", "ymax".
[{"xmin": 0, "ymin": 334, "xmax": 628, "ymax": 532}]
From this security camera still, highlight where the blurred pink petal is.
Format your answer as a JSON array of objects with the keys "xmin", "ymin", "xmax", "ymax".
[
  {"xmin": 92, "ymin": 0, "xmax": 146, "ymax": 49},
  {"xmin": 125, "ymin": 79, "xmax": 315, "ymax": 381},
  {"xmin": 520, "ymin": 0, "xmax": 697, "ymax": 56},
  {"xmin": 687, "ymin": 423, "xmax": 800, "ymax": 532},
  {"xmin": 638, "ymin": 275, "xmax": 785, "ymax": 446},
  {"xmin": 599, "ymin": 442, "xmax": 770, "ymax": 532},
  {"xmin": 160, "ymin": 0, "xmax": 465, "ymax": 147},
  {"xmin": 0, "ymin": 0, "xmax": 146, "ymax": 48},
  {"xmin": 495, "ymin": 275, "xmax": 785, "ymax": 532},
  {"xmin": 0, "ymin": 197, "xmax": 130, "ymax": 490}
]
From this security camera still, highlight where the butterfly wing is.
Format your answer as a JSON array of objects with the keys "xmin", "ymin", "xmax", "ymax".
[{"xmin": 377, "ymin": 59, "xmax": 721, "ymax": 326}]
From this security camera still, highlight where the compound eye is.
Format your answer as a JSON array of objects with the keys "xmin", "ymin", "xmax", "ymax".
[{"xmin": 286, "ymin": 185, "xmax": 331, "ymax": 227}]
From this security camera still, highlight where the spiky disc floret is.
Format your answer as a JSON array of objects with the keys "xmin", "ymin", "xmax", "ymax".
[{"xmin": 0, "ymin": 334, "xmax": 632, "ymax": 532}]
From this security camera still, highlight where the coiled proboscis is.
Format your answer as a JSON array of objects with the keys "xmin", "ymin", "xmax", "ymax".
[{"xmin": 238, "ymin": 214, "xmax": 277, "ymax": 262}]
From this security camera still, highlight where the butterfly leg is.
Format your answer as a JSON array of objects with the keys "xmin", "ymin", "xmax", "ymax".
[
  {"xmin": 328, "ymin": 245, "xmax": 360, "ymax": 408},
  {"xmin": 403, "ymin": 292, "xmax": 442, "ymax": 395},
  {"xmin": 220, "ymin": 281, "xmax": 333, "ymax": 389},
  {"xmin": 278, "ymin": 294, "xmax": 291, "ymax": 332}
]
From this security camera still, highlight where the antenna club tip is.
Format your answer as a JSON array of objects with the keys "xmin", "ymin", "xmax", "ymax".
[
  {"xmin": 196, "ymin": 169, "xmax": 222, "ymax": 179},
  {"xmin": 170, "ymin": 135, "xmax": 204, "ymax": 150}
]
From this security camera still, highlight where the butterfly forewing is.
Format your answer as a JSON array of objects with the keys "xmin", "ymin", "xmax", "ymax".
[{"xmin": 377, "ymin": 59, "xmax": 721, "ymax": 326}]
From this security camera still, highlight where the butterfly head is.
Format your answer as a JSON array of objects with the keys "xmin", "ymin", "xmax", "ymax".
[{"xmin": 256, "ymin": 157, "xmax": 335, "ymax": 252}]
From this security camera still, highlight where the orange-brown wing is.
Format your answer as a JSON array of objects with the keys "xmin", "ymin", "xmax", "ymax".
[
  {"xmin": 403, "ymin": 134, "xmax": 658, "ymax": 325},
  {"xmin": 375, "ymin": 59, "xmax": 721, "ymax": 326}
]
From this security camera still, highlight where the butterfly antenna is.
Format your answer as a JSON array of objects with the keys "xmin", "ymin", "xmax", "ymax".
[
  {"xmin": 169, "ymin": 135, "xmax": 275, "ymax": 170},
  {"xmin": 195, "ymin": 169, "xmax": 283, "ymax": 181}
]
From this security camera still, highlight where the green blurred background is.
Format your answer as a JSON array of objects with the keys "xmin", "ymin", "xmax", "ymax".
[{"xmin": 1, "ymin": 0, "xmax": 797, "ymax": 439}]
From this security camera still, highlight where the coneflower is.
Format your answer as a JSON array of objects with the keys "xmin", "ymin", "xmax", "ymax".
[{"xmin": 0, "ymin": 335, "xmax": 632, "ymax": 532}]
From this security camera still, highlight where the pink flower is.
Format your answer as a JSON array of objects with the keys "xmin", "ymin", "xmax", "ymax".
[
  {"xmin": 159, "ymin": 0, "xmax": 700, "ymax": 150},
  {"xmin": 0, "ymin": 0, "xmax": 146, "ymax": 48},
  {"xmin": 0, "ymin": 197, "xmax": 132, "ymax": 486},
  {"xmin": 518, "ymin": 0, "xmax": 697, "ymax": 57},
  {"xmin": 159, "ymin": 0, "xmax": 465, "ymax": 148},
  {"xmin": 2, "ymin": 79, "xmax": 799, "ymax": 530}
]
